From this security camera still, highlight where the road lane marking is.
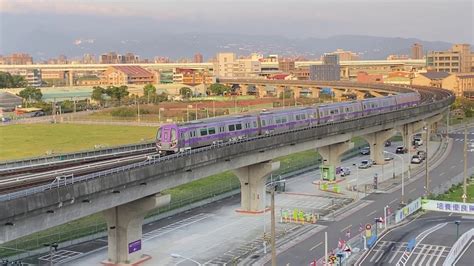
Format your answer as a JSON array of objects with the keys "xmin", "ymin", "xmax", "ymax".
[
  {"xmin": 408, "ymin": 188, "xmax": 417, "ymax": 194},
  {"xmin": 439, "ymin": 172, "xmax": 446, "ymax": 176},
  {"xmin": 389, "ymin": 198, "xmax": 398, "ymax": 205},
  {"xmin": 433, "ymin": 246, "xmax": 445, "ymax": 265},
  {"xmin": 418, "ymin": 245, "xmax": 432, "ymax": 265},
  {"xmin": 449, "ymin": 212, "xmax": 453, "ymax": 216},
  {"xmin": 424, "ymin": 246, "xmax": 438, "ymax": 266},
  {"xmin": 412, "ymin": 244, "xmax": 428, "ymax": 265},
  {"xmin": 450, "ymin": 165, "xmax": 456, "ymax": 169},
  {"xmin": 340, "ymin": 224, "xmax": 352, "ymax": 233},
  {"xmin": 388, "ymin": 243, "xmax": 404, "ymax": 263},
  {"xmin": 310, "ymin": 241, "xmax": 323, "ymax": 251},
  {"xmin": 367, "ymin": 210, "xmax": 377, "ymax": 217}
]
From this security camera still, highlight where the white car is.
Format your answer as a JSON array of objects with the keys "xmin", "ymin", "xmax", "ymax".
[{"xmin": 411, "ymin": 155, "xmax": 422, "ymax": 164}]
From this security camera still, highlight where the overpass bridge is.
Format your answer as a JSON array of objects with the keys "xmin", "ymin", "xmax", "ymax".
[{"xmin": 0, "ymin": 81, "xmax": 453, "ymax": 265}]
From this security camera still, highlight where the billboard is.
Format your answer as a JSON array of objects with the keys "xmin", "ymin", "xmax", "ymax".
[
  {"xmin": 395, "ymin": 197, "xmax": 421, "ymax": 223},
  {"xmin": 321, "ymin": 165, "xmax": 335, "ymax": 181},
  {"xmin": 422, "ymin": 199, "xmax": 474, "ymax": 215}
]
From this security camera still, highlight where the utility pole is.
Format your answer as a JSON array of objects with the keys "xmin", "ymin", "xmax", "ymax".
[
  {"xmin": 425, "ymin": 125, "xmax": 430, "ymax": 195},
  {"xmin": 136, "ymin": 96, "xmax": 140, "ymax": 123},
  {"xmin": 463, "ymin": 123, "xmax": 468, "ymax": 203},
  {"xmin": 271, "ymin": 187, "xmax": 276, "ymax": 266}
]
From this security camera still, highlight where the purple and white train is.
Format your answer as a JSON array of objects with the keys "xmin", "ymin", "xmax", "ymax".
[{"xmin": 156, "ymin": 92, "xmax": 420, "ymax": 154}]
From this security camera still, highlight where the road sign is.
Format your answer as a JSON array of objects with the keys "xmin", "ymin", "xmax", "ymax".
[
  {"xmin": 365, "ymin": 224, "xmax": 372, "ymax": 230},
  {"xmin": 329, "ymin": 255, "xmax": 337, "ymax": 263},
  {"xmin": 462, "ymin": 194, "xmax": 467, "ymax": 200}
]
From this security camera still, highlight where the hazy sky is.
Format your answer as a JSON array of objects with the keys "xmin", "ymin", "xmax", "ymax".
[{"xmin": 1, "ymin": 0, "xmax": 473, "ymax": 43}]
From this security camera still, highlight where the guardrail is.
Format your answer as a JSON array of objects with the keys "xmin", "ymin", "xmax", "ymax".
[
  {"xmin": 0, "ymin": 141, "xmax": 155, "ymax": 172},
  {"xmin": 0, "ymin": 88, "xmax": 454, "ymax": 202},
  {"xmin": 443, "ymin": 228, "xmax": 474, "ymax": 266}
]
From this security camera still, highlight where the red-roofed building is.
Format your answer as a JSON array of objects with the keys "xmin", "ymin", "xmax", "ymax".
[
  {"xmin": 268, "ymin": 73, "xmax": 290, "ymax": 80},
  {"xmin": 100, "ymin": 66, "xmax": 156, "ymax": 85}
]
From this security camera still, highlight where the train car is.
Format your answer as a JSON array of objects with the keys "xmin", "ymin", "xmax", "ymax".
[
  {"xmin": 394, "ymin": 92, "xmax": 420, "ymax": 108},
  {"xmin": 157, "ymin": 114, "xmax": 260, "ymax": 153},
  {"xmin": 258, "ymin": 107, "xmax": 315, "ymax": 134},
  {"xmin": 156, "ymin": 91, "xmax": 421, "ymax": 154}
]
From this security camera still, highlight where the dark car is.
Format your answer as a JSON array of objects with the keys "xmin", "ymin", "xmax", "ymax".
[
  {"xmin": 360, "ymin": 147, "xmax": 370, "ymax": 155},
  {"xmin": 384, "ymin": 140, "xmax": 392, "ymax": 147},
  {"xmin": 32, "ymin": 111, "xmax": 45, "ymax": 117},
  {"xmin": 395, "ymin": 146, "xmax": 407, "ymax": 154}
]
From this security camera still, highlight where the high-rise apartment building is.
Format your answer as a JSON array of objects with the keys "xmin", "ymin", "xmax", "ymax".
[
  {"xmin": 194, "ymin": 53, "xmax": 203, "ymax": 63},
  {"xmin": 427, "ymin": 44, "xmax": 472, "ymax": 73},
  {"xmin": 122, "ymin": 53, "xmax": 139, "ymax": 64},
  {"xmin": 411, "ymin": 43, "xmax": 424, "ymax": 59},
  {"xmin": 82, "ymin": 54, "xmax": 96, "ymax": 64},
  {"xmin": 0, "ymin": 53, "xmax": 33, "ymax": 65},
  {"xmin": 278, "ymin": 60, "xmax": 296, "ymax": 73},
  {"xmin": 309, "ymin": 54, "xmax": 340, "ymax": 81},
  {"xmin": 213, "ymin": 53, "xmax": 261, "ymax": 78},
  {"xmin": 324, "ymin": 49, "xmax": 359, "ymax": 61}
]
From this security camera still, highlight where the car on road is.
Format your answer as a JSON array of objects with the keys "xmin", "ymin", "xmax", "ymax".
[
  {"xmin": 417, "ymin": 150, "xmax": 426, "ymax": 161},
  {"xmin": 358, "ymin": 159, "xmax": 374, "ymax": 169},
  {"xmin": 360, "ymin": 147, "xmax": 370, "ymax": 155},
  {"xmin": 384, "ymin": 156, "xmax": 394, "ymax": 161},
  {"xmin": 384, "ymin": 140, "xmax": 392, "ymax": 147},
  {"xmin": 340, "ymin": 167, "xmax": 351, "ymax": 177},
  {"xmin": 395, "ymin": 146, "xmax": 407, "ymax": 154},
  {"xmin": 413, "ymin": 137, "xmax": 423, "ymax": 146},
  {"xmin": 411, "ymin": 155, "xmax": 422, "ymax": 164},
  {"xmin": 1, "ymin": 117, "xmax": 11, "ymax": 123}
]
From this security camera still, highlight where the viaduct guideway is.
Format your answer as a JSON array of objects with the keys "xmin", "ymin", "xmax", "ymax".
[{"xmin": 0, "ymin": 82, "xmax": 454, "ymax": 265}]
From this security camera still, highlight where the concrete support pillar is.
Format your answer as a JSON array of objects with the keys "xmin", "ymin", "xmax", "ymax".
[
  {"xmin": 275, "ymin": 85, "xmax": 285, "ymax": 98},
  {"xmin": 332, "ymin": 89, "xmax": 344, "ymax": 102},
  {"xmin": 233, "ymin": 161, "xmax": 280, "ymax": 213},
  {"xmin": 256, "ymin": 85, "xmax": 267, "ymax": 98},
  {"xmin": 103, "ymin": 194, "xmax": 171, "ymax": 265},
  {"xmin": 68, "ymin": 70, "xmax": 74, "ymax": 86},
  {"xmin": 239, "ymin": 84, "xmax": 249, "ymax": 96},
  {"xmin": 317, "ymin": 141, "xmax": 354, "ymax": 167},
  {"xmin": 309, "ymin": 87, "xmax": 319, "ymax": 98},
  {"xmin": 291, "ymin": 86, "xmax": 302, "ymax": 99},
  {"xmin": 362, "ymin": 129, "xmax": 396, "ymax": 165}
]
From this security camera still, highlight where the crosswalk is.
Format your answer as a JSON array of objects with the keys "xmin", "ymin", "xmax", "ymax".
[
  {"xmin": 143, "ymin": 213, "xmax": 214, "ymax": 241},
  {"xmin": 368, "ymin": 240, "xmax": 451, "ymax": 265},
  {"xmin": 38, "ymin": 249, "xmax": 83, "ymax": 264}
]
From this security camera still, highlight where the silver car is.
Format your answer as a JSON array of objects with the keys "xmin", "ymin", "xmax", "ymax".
[{"xmin": 358, "ymin": 159, "xmax": 374, "ymax": 169}]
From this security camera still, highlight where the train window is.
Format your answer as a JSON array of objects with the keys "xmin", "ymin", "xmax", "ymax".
[
  {"xmin": 295, "ymin": 114, "xmax": 300, "ymax": 120},
  {"xmin": 220, "ymin": 126, "xmax": 225, "ymax": 132},
  {"xmin": 253, "ymin": 121, "xmax": 257, "ymax": 127},
  {"xmin": 262, "ymin": 120, "xmax": 266, "ymax": 126},
  {"xmin": 282, "ymin": 117, "xmax": 287, "ymax": 123},
  {"xmin": 276, "ymin": 118, "xmax": 281, "ymax": 124},
  {"xmin": 208, "ymin": 128, "xmax": 216, "ymax": 135},
  {"xmin": 236, "ymin": 124, "xmax": 242, "ymax": 130},
  {"xmin": 302, "ymin": 114, "xmax": 306, "ymax": 119},
  {"xmin": 200, "ymin": 128, "xmax": 208, "ymax": 136},
  {"xmin": 229, "ymin": 124, "xmax": 235, "ymax": 131}
]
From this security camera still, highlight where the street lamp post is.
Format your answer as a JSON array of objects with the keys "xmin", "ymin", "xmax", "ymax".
[
  {"xmin": 353, "ymin": 163, "xmax": 359, "ymax": 198},
  {"xmin": 384, "ymin": 151, "xmax": 405, "ymax": 204},
  {"xmin": 171, "ymin": 253, "xmax": 202, "ymax": 266}
]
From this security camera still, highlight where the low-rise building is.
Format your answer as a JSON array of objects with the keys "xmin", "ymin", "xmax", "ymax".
[
  {"xmin": 100, "ymin": 66, "xmax": 156, "ymax": 85},
  {"xmin": 213, "ymin": 53, "xmax": 262, "ymax": 78},
  {"xmin": 357, "ymin": 71, "xmax": 383, "ymax": 83},
  {"xmin": 412, "ymin": 71, "xmax": 458, "ymax": 94}
]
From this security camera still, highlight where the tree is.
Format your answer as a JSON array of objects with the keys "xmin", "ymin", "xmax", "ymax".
[
  {"xmin": 156, "ymin": 92, "xmax": 169, "ymax": 102},
  {"xmin": 18, "ymin": 87, "xmax": 42, "ymax": 102},
  {"xmin": 91, "ymin": 86, "xmax": 106, "ymax": 105},
  {"xmin": 0, "ymin": 72, "xmax": 27, "ymax": 88},
  {"xmin": 180, "ymin": 87, "xmax": 193, "ymax": 98},
  {"xmin": 208, "ymin": 83, "xmax": 231, "ymax": 96},
  {"xmin": 105, "ymin": 85, "xmax": 129, "ymax": 104},
  {"xmin": 143, "ymin": 83, "xmax": 156, "ymax": 101}
]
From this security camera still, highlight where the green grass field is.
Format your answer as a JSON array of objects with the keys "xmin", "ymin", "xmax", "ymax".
[
  {"xmin": 433, "ymin": 179, "xmax": 474, "ymax": 203},
  {"xmin": 0, "ymin": 124, "xmax": 157, "ymax": 161}
]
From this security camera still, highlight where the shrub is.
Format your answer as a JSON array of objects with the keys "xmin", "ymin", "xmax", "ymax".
[{"xmin": 110, "ymin": 107, "xmax": 136, "ymax": 117}]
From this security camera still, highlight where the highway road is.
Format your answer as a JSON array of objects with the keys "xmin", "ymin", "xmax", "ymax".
[
  {"xmin": 268, "ymin": 126, "xmax": 474, "ymax": 265},
  {"xmin": 358, "ymin": 211, "xmax": 474, "ymax": 265}
]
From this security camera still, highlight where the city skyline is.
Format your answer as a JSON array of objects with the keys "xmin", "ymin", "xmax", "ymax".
[{"xmin": 1, "ymin": 0, "xmax": 472, "ymax": 43}]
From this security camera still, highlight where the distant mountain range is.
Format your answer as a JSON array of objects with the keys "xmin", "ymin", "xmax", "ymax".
[{"xmin": 0, "ymin": 13, "xmax": 454, "ymax": 61}]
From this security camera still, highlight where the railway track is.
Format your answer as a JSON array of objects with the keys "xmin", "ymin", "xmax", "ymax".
[{"xmin": 0, "ymin": 153, "xmax": 159, "ymax": 193}]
